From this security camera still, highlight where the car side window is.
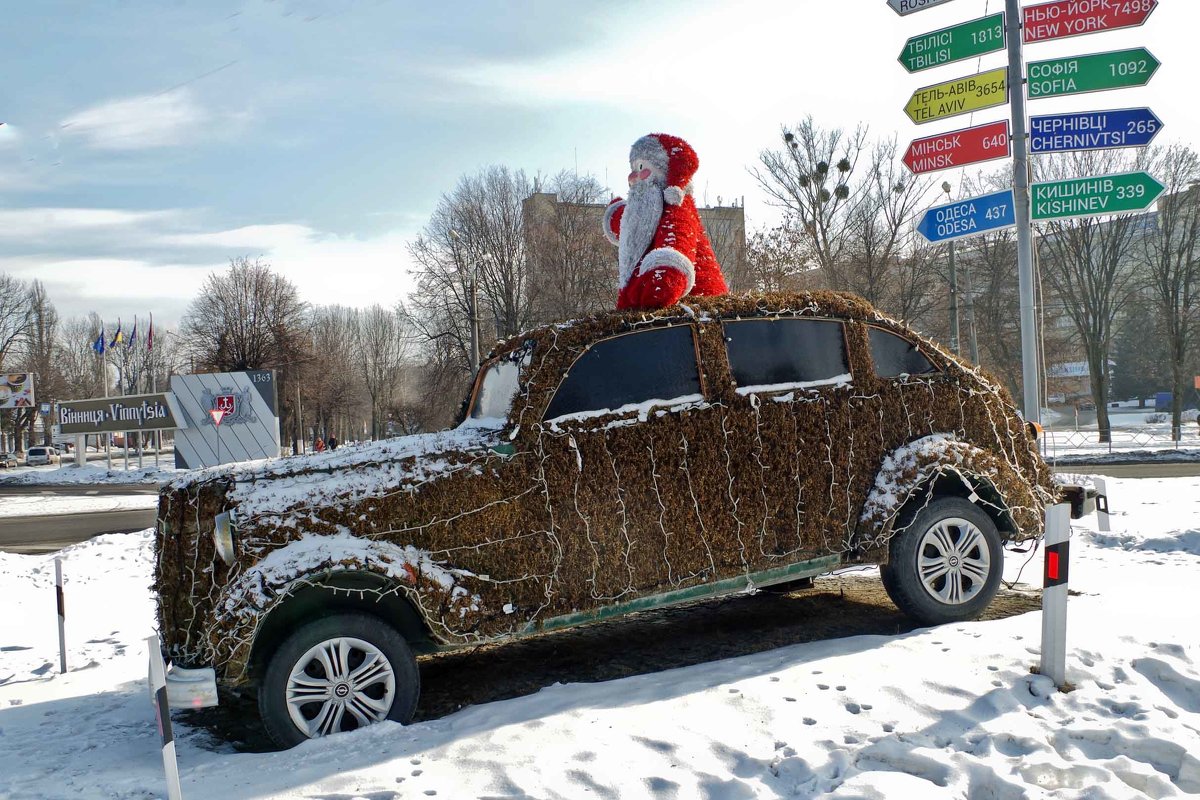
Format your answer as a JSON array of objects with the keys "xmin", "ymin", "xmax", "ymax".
[
  {"xmin": 868, "ymin": 327, "xmax": 938, "ymax": 378},
  {"xmin": 723, "ymin": 318, "xmax": 849, "ymax": 394},
  {"xmin": 544, "ymin": 326, "xmax": 702, "ymax": 421}
]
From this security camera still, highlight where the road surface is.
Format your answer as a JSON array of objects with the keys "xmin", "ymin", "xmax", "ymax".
[{"xmin": 0, "ymin": 485, "xmax": 158, "ymax": 554}]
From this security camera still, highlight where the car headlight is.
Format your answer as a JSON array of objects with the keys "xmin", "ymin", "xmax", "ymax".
[{"xmin": 213, "ymin": 511, "xmax": 237, "ymax": 565}]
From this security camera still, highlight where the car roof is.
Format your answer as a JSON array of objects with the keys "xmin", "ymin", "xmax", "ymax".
[{"xmin": 485, "ymin": 290, "xmax": 947, "ymax": 366}]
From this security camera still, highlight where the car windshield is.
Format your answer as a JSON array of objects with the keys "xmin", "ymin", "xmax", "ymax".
[{"xmin": 468, "ymin": 356, "xmax": 528, "ymax": 424}]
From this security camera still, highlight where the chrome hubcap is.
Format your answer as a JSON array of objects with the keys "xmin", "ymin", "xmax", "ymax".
[
  {"xmin": 285, "ymin": 636, "xmax": 395, "ymax": 738},
  {"xmin": 917, "ymin": 517, "xmax": 991, "ymax": 605}
]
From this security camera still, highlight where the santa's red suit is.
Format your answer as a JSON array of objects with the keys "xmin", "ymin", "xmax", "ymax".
[{"xmin": 603, "ymin": 133, "xmax": 729, "ymax": 310}]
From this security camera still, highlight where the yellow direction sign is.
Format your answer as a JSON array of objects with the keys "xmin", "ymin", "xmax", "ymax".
[{"xmin": 904, "ymin": 66, "xmax": 1008, "ymax": 125}]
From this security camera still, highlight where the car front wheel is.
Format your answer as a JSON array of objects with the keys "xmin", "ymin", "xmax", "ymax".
[
  {"xmin": 258, "ymin": 612, "xmax": 420, "ymax": 748},
  {"xmin": 880, "ymin": 496, "xmax": 1003, "ymax": 626}
]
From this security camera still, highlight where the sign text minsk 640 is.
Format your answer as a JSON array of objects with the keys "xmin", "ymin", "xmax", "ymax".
[{"xmin": 904, "ymin": 120, "xmax": 1010, "ymax": 174}]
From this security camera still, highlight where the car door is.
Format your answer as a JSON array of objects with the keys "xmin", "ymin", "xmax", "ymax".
[
  {"xmin": 720, "ymin": 317, "xmax": 857, "ymax": 564},
  {"xmin": 535, "ymin": 324, "xmax": 725, "ymax": 605}
]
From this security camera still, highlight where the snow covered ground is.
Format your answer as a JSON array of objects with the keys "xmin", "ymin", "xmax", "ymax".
[
  {"xmin": 0, "ymin": 462, "xmax": 180, "ymax": 486},
  {"xmin": 1, "ymin": 476, "xmax": 1198, "ymax": 799}
]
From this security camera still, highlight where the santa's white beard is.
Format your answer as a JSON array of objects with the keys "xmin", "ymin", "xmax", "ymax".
[{"xmin": 618, "ymin": 179, "xmax": 663, "ymax": 289}]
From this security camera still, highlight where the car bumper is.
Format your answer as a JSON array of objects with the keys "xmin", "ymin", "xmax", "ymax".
[{"xmin": 165, "ymin": 663, "xmax": 219, "ymax": 709}]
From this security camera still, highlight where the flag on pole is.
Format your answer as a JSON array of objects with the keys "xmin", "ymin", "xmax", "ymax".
[
  {"xmin": 147, "ymin": 313, "xmax": 154, "ymax": 351},
  {"xmin": 110, "ymin": 319, "xmax": 124, "ymax": 348},
  {"xmin": 127, "ymin": 318, "xmax": 138, "ymax": 349},
  {"xmin": 92, "ymin": 327, "xmax": 107, "ymax": 355}
]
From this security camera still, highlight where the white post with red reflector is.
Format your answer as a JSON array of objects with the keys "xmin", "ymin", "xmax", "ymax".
[
  {"xmin": 1040, "ymin": 503, "xmax": 1071, "ymax": 688},
  {"xmin": 55, "ymin": 557, "xmax": 67, "ymax": 674},
  {"xmin": 1093, "ymin": 477, "xmax": 1110, "ymax": 532},
  {"xmin": 146, "ymin": 634, "xmax": 184, "ymax": 800}
]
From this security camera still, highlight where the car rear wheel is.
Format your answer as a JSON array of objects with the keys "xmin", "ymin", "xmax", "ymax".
[
  {"xmin": 880, "ymin": 496, "xmax": 1003, "ymax": 626},
  {"xmin": 258, "ymin": 612, "xmax": 419, "ymax": 748}
]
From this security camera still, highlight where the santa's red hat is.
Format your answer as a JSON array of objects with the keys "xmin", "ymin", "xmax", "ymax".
[{"xmin": 629, "ymin": 133, "xmax": 699, "ymax": 206}]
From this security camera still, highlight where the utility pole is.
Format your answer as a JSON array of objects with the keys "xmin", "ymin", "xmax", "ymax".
[
  {"xmin": 962, "ymin": 264, "xmax": 979, "ymax": 364},
  {"xmin": 1006, "ymin": 0, "xmax": 1042, "ymax": 424},
  {"xmin": 942, "ymin": 182, "xmax": 960, "ymax": 356}
]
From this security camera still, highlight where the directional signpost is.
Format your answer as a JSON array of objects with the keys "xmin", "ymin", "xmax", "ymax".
[
  {"xmin": 1031, "ymin": 171, "xmax": 1165, "ymax": 221},
  {"xmin": 1027, "ymin": 47, "xmax": 1160, "ymax": 100},
  {"xmin": 904, "ymin": 120, "xmax": 1010, "ymax": 174},
  {"xmin": 917, "ymin": 189, "xmax": 1016, "ymax": 243},
  {"xmin": 1030, "ymin": 107, "xmax": 1163, "ymax": 154},
  {"xmin": 1024, "ymin": 0, "xmax": 1157, "ymax": 44},
  {"xmin": 898, "ymin": 13, "xmax": 1005, "ymax": 73},
  {"xmin": 887, "ymin": 0, "xmax": 957, "ymax": 16},
  {"xmin": 904, "ymin": 66, "xmax": 1007, "ymax": 124}
]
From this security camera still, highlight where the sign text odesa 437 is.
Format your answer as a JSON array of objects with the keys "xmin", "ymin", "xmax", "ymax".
[
  {"xmin": 916, "ymin": 189, "xmax": 1016, "ymax": 244},
  {"xmin": 904, "ymin": 120, "xmax": 1010, "ymax": 174},
  {"xmin": 1023, "ymin": 0, "xmax": 1158, "ymax": 44}
]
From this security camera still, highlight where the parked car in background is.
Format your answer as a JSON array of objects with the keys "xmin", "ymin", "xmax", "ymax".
[
  {"xmin": 0, "ymin": 452, "xmax": 18, "ymax": 468},
  {"xmin": 25, "ymin": 446, "xmax": 60, "ymax": 466},
  {"xmin": 156, "ymin": 291, "xmax": 1088, "ymax": 748}
]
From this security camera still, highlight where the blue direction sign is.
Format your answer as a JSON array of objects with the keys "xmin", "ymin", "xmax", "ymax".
[
  {"xmin": 1031, "ymin": 108, "xmax": 1163, "ymax": 154},
  {"xmin": 916, "ymin": 189, "xmax": 1016, "ymax": 244}
]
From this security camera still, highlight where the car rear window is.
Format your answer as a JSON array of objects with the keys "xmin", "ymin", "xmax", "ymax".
[
  {"xmin": 544, "ymin": 326, "xmax": 701, "ymax": 421},
  {"xmin": 868, "ymin": 327, "xmax": 937, "ymax": 377},
  {"xmin": 722, "ymin": 318, "xmax": 849, "ymax": 394}
]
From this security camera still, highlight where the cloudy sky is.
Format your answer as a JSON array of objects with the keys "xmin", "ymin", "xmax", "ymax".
[{"xmin": 2, "ymin": 0, "xmax": 1197, "ymax": 329}]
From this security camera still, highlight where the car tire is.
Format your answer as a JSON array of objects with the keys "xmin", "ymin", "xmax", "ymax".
[
  {"xmin": 258, "ymin": 612, "xmax": 420, "ymax": 749},
  {"xmin": 880, "ymin": 496, "xmax": 1003, "ymax": 626}
]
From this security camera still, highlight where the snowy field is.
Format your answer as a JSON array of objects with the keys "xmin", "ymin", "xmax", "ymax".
[
  {"xmin": 1, "ymin": 476, "xmax": 1199, "ymax": 799},
  {"xmin": 0, "ymin": 462, "xmax": 180, "ymax": 486}
]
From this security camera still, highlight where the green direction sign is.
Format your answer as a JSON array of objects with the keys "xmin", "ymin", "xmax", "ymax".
[
  {"xmin": 1027, "ymin": 48, "xmax": 1160, "ymax": 100},
  {"xmin": 1032, "ymin": 171, "xmax": 1165, "ymax": 221},
  {"xmin": 899, "ymin": 13, "xmax": 1005, "ymax": 73}
]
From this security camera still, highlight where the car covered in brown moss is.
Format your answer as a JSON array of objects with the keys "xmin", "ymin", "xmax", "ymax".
[{"xmin": 155, "ymin": 290, "xmax": 1066, "ymax": 747}]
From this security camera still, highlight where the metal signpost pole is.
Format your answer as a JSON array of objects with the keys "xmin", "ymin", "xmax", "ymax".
[
  {"xmin": 55, "ymin": 557, "xmax": 67, "ymax": 674},
  {"xmin": 1006, "ymin": 0, "xmax": 1042, "ymax": 425}
]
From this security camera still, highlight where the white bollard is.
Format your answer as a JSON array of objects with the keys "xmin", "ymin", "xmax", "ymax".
[
  {"xmin": 1093, "ymin": 477, "xmax": 1110, "ymax": 532},
  {"xmin": 1040, "ymin": 503, "xmax": 1071, "ymax": 688},
  {"xmin": 146, "ymin": 635, "xmax": 184, "ymax": 800},
  {"xmin": 55, "ymin": 557, "xmax": 67, "ymax": 674}
]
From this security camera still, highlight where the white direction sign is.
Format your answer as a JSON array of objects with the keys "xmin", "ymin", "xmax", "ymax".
[{"xmin": 887, "ymin": 0, "xmax": 956, "ymax": 15}]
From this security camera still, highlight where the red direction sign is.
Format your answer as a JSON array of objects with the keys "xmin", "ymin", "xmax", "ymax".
[
  {"xmin": 1023, "ymin": 0, "xmax": 1157, "ymax": 44},
  {"xmin": 903, "ymin": 120, "xmax": 1011, "ymax": 175},
  {"xmin": 209, "ymin": 409, "xmax": 226, "ymax": 426}
]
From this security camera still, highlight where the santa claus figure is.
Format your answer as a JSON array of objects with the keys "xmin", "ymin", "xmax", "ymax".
[{"xmin": 603, "ymin": 133, "xmax": 729, "ymax": 310}]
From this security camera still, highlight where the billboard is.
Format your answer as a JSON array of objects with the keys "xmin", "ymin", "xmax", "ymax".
[
  {"xmin": 171, "ymin": 370, "xmax": 280, "ymax": 469},
  {"xmin": 0, "ymin": 373, "xmax": 35, "ymax": 409},
  {"xmin": 57, "ymin": 393, "xmax": 184, "ymax": 434}
]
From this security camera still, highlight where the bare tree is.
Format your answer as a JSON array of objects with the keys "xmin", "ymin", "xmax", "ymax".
[
  {"xmin": 180, "ymin": 257, "xmax": 308, "ymax": 371},
  {"xmin": 1140, "ymin": 144, "xmax": 1200, "ymax": 440},
  {"xmin": 525, "ymin": 172, "xmax": 614, "ymax": 319},
  {"xmin": 407, "ymin": 166, "xmax": 533, "ymax": 374},
  {"xmin": 307, "ymin": 305, "xmax": 364, "ymax": 444},
  {"xmin": 1035, "ymin": 149, "xmax": 1148, "ymax": 442},
  {"xmin": 745, "ymin": 224, "xmax": 812, "ymax": 292},
  {"xmin": 354, "ymin": 305, "xmax": 410, "ymax": 439},
  {"xmin": 16, "ymin": 282, "xmax": 63, "ymax": 444},
  {"xmin": 180, "ymin": 257, "xmax": 309, "ymax": 451},
  {"xmin": 0, "ymin": 273, "xmax": 34, "ymax": 368},
  {"xmin": 751, "ymin": 117, "xmax": 869, "ymax": 274},
  {"xmin": 57, "ymin": 315, "xmax": 106, "ymax": 401}
]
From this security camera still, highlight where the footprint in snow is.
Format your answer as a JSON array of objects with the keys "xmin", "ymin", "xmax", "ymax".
[
  {"xmin": 803, "ymin": 717, "xmax": 817, "ymax": 725},
  {"xmin": 845, "ymin": 703, "xmax": 862, "ymax": 715}
]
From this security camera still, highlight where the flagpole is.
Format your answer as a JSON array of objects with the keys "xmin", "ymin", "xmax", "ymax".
[
  {"xmin": 151, "ymin": 313, "xmax": 160, "ymax": 469},
  {"xmin": 102, "ymin": 325, "xmax": 111, "ymax": 472}
]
